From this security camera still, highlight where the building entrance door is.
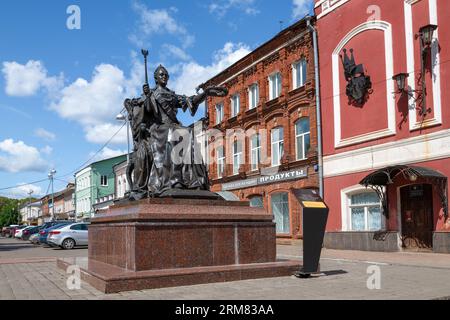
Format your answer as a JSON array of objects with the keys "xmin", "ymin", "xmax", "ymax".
[
  {"xmin": 271, "ymin": 193, "xmax": 290, "ymax": 234},
  {"xmin": 400, "ymin": 184, "xmax": 434, "ymax": 250}
]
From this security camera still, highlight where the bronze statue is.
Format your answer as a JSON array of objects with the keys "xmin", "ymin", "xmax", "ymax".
[{"xmin": 125, "ymin": 51, "xmax": 227, "ymax": 200}]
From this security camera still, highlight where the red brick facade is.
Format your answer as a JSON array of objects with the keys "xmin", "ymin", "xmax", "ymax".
[{"xmin": 203, "ymin": 18, "xmax": 318, "ymax": 239}]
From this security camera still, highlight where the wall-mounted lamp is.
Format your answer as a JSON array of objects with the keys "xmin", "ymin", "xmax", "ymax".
[
  {"xmin": 393, "ymin": 24, "xmax": 437, "ymax": 117},
  {"xmin": 418, "ymin": 24, "xmax": 438, "ymax": 48}
]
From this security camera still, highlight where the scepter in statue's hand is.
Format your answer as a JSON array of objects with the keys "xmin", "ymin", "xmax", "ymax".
[{"xmin": 141, "ymin": 49, "xmax": 149, "ymax": 85}]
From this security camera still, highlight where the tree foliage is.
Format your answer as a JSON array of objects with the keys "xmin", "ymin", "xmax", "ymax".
[{"xmin": 0, "ymin": 197, "xmax": 37, "ymax": 227}]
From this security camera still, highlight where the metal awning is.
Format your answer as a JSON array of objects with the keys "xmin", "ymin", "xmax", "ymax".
[
  {"xmin": 215, "ymin": 191, "xmax": 240, "ymax": 201},
  {"xmin": 359, "ymin": 165, "xmax": 448, "ymax": 219}
]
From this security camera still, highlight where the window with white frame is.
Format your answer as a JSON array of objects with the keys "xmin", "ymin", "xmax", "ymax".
[
  {"xmin": 231, "ymin": 94, "xmax": 240, "ymax": 117},
  {"xmin": 348, "ymin": 192, "xmax": 382, "ymax": 231},
  {"xmin": 215, "ymin": 103, "xmax": 224, "ymax": 124},
  {"xmin": 295, "ymin": 117, "xmax": 311, "ymax": 160},
  {"xmin": 217, "ymin": 147, "xmax": 225, "ymax": 178},
  {"xmin": 268, "ymin": 72, "xmax": 282, "ymax": 100},
  {"xmin": 250, "ymin": 134, "xmax": 261, "ymax": 171},
  {"xmin": 271, "ymin": 127, "xmax": 284, "ymax": 166},
  {"xmin": 248, "ymin": 84, "xmax": 259, "ymax": 110},
  {"xmin": 271, "ymin": 192, "xmax": 290, "ymax": 234},
  {"xmin": 292, "ymin": 59, "xmax": 307, "ymax": 89},
  {"xmin": 100, "ymin": 175, "xmax": 108, "ymax": 186},
  {"xmin": 232, "ymin": 140, "xmax": 242, "ymax": 175}
]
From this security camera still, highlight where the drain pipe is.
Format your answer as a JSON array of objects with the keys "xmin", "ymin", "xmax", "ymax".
[{"xmin": 306, "ymin": 16, "xmax": 324, "ymax": 198}]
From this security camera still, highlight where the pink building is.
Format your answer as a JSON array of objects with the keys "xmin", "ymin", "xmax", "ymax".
[{"xmin": 315, "ymin": 0, "xmax": 449, "ymax": 252}]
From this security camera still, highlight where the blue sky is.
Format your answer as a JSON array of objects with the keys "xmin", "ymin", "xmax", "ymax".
[{"xmin": 0, "ymin": 0, "xmax": 313, "ymax": 198}]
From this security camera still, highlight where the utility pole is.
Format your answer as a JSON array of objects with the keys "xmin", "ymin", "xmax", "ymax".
[{"xmin": 48, "ymin": 169, "xmax": 56, "ymax": 221}]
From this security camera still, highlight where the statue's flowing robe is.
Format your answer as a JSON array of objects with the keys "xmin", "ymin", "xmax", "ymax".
[{"xmin": 144, "ymin": 86, "xmax": 209, "ymax": 195}]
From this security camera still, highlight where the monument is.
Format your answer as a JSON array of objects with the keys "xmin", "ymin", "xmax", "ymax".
[{"xmin": 57, "ymin": 50, "xmax": 300, "ymax": 293}]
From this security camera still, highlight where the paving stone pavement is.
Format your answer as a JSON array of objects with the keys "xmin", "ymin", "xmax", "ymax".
[{"xmin": 1, "ymin": 237, "xmax": 450, "ymax": 300}]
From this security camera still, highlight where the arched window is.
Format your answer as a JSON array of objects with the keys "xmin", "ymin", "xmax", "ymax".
[
  {"xmin": 249, "ymin": 196, "xmax": 264, "ymax": 208},
  {"xmin": 271, "ymin": 192, "xmax": 290, "ymax": 234},
  {"xmin": 295, "ymin": 117, "xmax": 310, "ymax": 160}
]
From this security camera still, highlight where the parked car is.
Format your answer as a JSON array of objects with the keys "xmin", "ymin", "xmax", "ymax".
[
  {"xmin": 39, "ymin": 221, "xmax": 73, "ymax": 245},
  {"xmin": 47, "ymin": 223, "xmax": 89, "ymax": 250},
  {"xmin": 15, "ymin": 226, "xmax": 34, "ymax": 239},
  {"xmin": 21, "ymin": 226, "xmax": 40, "ymax": 241},
  {"xmin": 1, "ymin": 226, "xmax": 15, "ymax": 237},
  {"xmin": 13, "ymin": 225, "xmax": 28, "ymax": 238},
  {"xmin": 29, "ymin": 233, "xmax": 40, "ymax": 245}
]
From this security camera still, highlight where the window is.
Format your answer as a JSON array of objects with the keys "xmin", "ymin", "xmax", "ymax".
[
  {"xmin": 248, "ymin": 84, "xmax": 259, "ymax": 110},
  {"xmin": 100, "ymin": 175, "xmax": 108, "ymax": 186},
  {"xmin": 232, "ymin": 140, "xmax": 242, "ymax": 175},
  {"xmin": 250, "ymin": 134, "xmax": 261, "ymax": 171},
  {"xmin": 269, "ymin": 72, "xmax": 282, "ymax": 100},
  {"xmin": 249, "ymin": 196, "xmax": 264, "ymax": 208},
  {"xmin": 70, "ymin": 224, "xmax": 83, "ymax": 230},
  {"xmin": 295, "ymin": 117, "xmax": 311, "ymax": 160},
  {"xmin": 231, "ymin": 94, "xmax": 240, "ymax": 117},
  {"xmin": 271, "ymin": 193, "xmax": 290, "ymax": 233},
  {"xmin": 271, "ymin": 127, "xmax": 284, "ymax": 166},
  {"xmin": 349, "ymin": 192, "xmax": 382, "ymax": 231},
  {"xmin": 293, "ymin": 59, "xmax": 307, "ymax": 89},
  {"xmin": 217, "ymin": 147, "xmax": 225, "ymax": 178},
  {"xmin": 215, "ymin": 103, "xmax": 224, "ymax": 124}
]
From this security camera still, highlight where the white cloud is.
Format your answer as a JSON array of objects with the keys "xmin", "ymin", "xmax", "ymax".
[
  {"xmin": 49, "ymin": 59, "xmax": 142, "ymax": 145},
  {"xmin": 89, "ymin": 147, "xmax": 127, "ymax": 163},
  {"xmin": 209, "ymin": 0, "xmax": 260, "ymax": 18},
  {"xmin": 170, "ymin": 42, "xmax": 251, "ymax": 96},
  {"xmin": 130, "ymin": 1, "xmax": 195, "ymax": 49},
  {"xmin": 2, "ymin": 60, "xmax": 63, "ymax": 97},
  {"xmin": 40, "ymin": 145, "xmax": 53, "ymax": 155},
  {"xmin": 35, "ymin": 128, "xmax": 56, "ymax": 141},
  {"xmin": 9, "ymin": 183, "xmax": 43, "ymax": 199},
  {"xmin": 84, "ymin": 123, "xmax": 128, "ymax": 145},
  {"xmin": 162, "ymin": 44, "xmax": 192, "ymax": 61},
  {"xmin": 292, "ymin": 0, "xmax": 313, "ymax": 20},
  {"xmin": 0, "ymin": 139, "xmax": 48, "ymax": 173}
]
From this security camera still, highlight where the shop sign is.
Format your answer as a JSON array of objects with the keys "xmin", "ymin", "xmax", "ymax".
[{"xmin": 222, "ymin": 167, "xmax": 308, "ymax": 191}]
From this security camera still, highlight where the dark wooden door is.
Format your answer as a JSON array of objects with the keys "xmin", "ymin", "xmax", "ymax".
[{"xmin": 400, "ymin": 184, "xmax": 434, "ymax": 250}]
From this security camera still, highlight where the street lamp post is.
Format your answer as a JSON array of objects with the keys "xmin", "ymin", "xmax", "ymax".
[
  {"xmin": 116, "ymin": 112, "xmax": 130, "ymax": 165},
  {"xmin": 28, "ymin": 190, "xmax": 33, "ymax": 224},
  {"xmin": 48, "ymin": 169, "xmax": 56, "ymax": 221}
]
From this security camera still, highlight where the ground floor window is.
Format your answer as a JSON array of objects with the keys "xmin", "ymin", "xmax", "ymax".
[
  {"xmin": 348, "ymin": 192, "xmax": 382, "ymax": 231},
  {"xmin": 271, "ymin": 192, "xmax": 290, "ymax": 234},
  {"xmin": 249, "ymin": 196, "xmax": 264, "ymax": 208}
]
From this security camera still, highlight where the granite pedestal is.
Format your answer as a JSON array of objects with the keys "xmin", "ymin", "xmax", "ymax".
[{"xmin": 57, "ymin": 198, "xmax": 300, "ymax": 293}]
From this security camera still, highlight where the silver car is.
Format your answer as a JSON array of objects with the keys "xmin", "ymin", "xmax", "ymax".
[{"xmin": 47, "ymin": 223, "xmax": 89, "ymax": 249}]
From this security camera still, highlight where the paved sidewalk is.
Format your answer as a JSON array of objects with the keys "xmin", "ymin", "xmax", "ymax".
[{"xmin": 1, "ymin": 237, "xmax": 449, "ymax": 300}]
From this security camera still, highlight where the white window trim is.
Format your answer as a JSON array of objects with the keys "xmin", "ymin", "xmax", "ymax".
[
  {"xmin": 292, "ymin": 59, "xmax": 307, "ymax": 90},
  {"xmin": 217, "ymin": 147, "xmax": 225, "ymax": 179},
  {"xmin": 248, "ymin": 83, "xmax": 259, "ymax": 110},
  {"xmin": 231, "ymin": 94, "xmax": 240, "ymax": 117},
  {"xmin": 340, "ymin": 185, "xmax": 385, "ymax": 232},
  {"xmin": 268, "ymin": 72, "xmax": 282, "ymax": 101},
  {"xmin": 295, "ymin": 118, "xmax": 310, "ymax": 161},
  {"xmin": 232, "ymin": 141, "xmax": 242, "ymax": 175},
  {"xmin": 271, "ymin": 127, "xmax": 284, "ymax": 167},
  {"xmin": 100, "ymin": 175, "xmax": 108, "ymax": 187},
  {"xmin": 215, "ymin": 103, "xmax": 224, "ymax": 124},
  {"xmin": 250, "ymin": 134, "xmax": 261, "ymax": 171}
]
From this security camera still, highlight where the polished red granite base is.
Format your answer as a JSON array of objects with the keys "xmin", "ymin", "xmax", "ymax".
[
  {"xmin": 59, "ymin": 198, "xmax": 300, "ymax": 293},
  {"xmin": 57, "ymin": 257, "xmax": 300, "ymax": 293}
]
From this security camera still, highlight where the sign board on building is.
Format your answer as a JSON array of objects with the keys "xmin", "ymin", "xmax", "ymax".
[{"xmin": 221, "ymin": 167, "xmax": 308, "ymax": 191}]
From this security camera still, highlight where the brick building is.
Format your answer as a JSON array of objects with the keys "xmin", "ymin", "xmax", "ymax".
[
  {"xmin": 315, "ymin": 0, "xmax": 450, "ymax": 252},
  {"xmin": 203, "ymin": 18, "xmax": 319, "ymax": 239}
]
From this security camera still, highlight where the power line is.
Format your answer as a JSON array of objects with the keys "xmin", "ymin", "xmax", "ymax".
[{"xmin": 0, "ymin": 122, "xmax": 126, "ymax": 192}]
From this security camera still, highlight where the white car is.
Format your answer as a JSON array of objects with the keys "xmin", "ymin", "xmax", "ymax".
[
  {"xmin": 15, "ymin": 226, "xmax": 33, "ymax": 239},
  {"xmin": 47, "ymin": 223, "xmax": 89, "ymax": 249}
]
